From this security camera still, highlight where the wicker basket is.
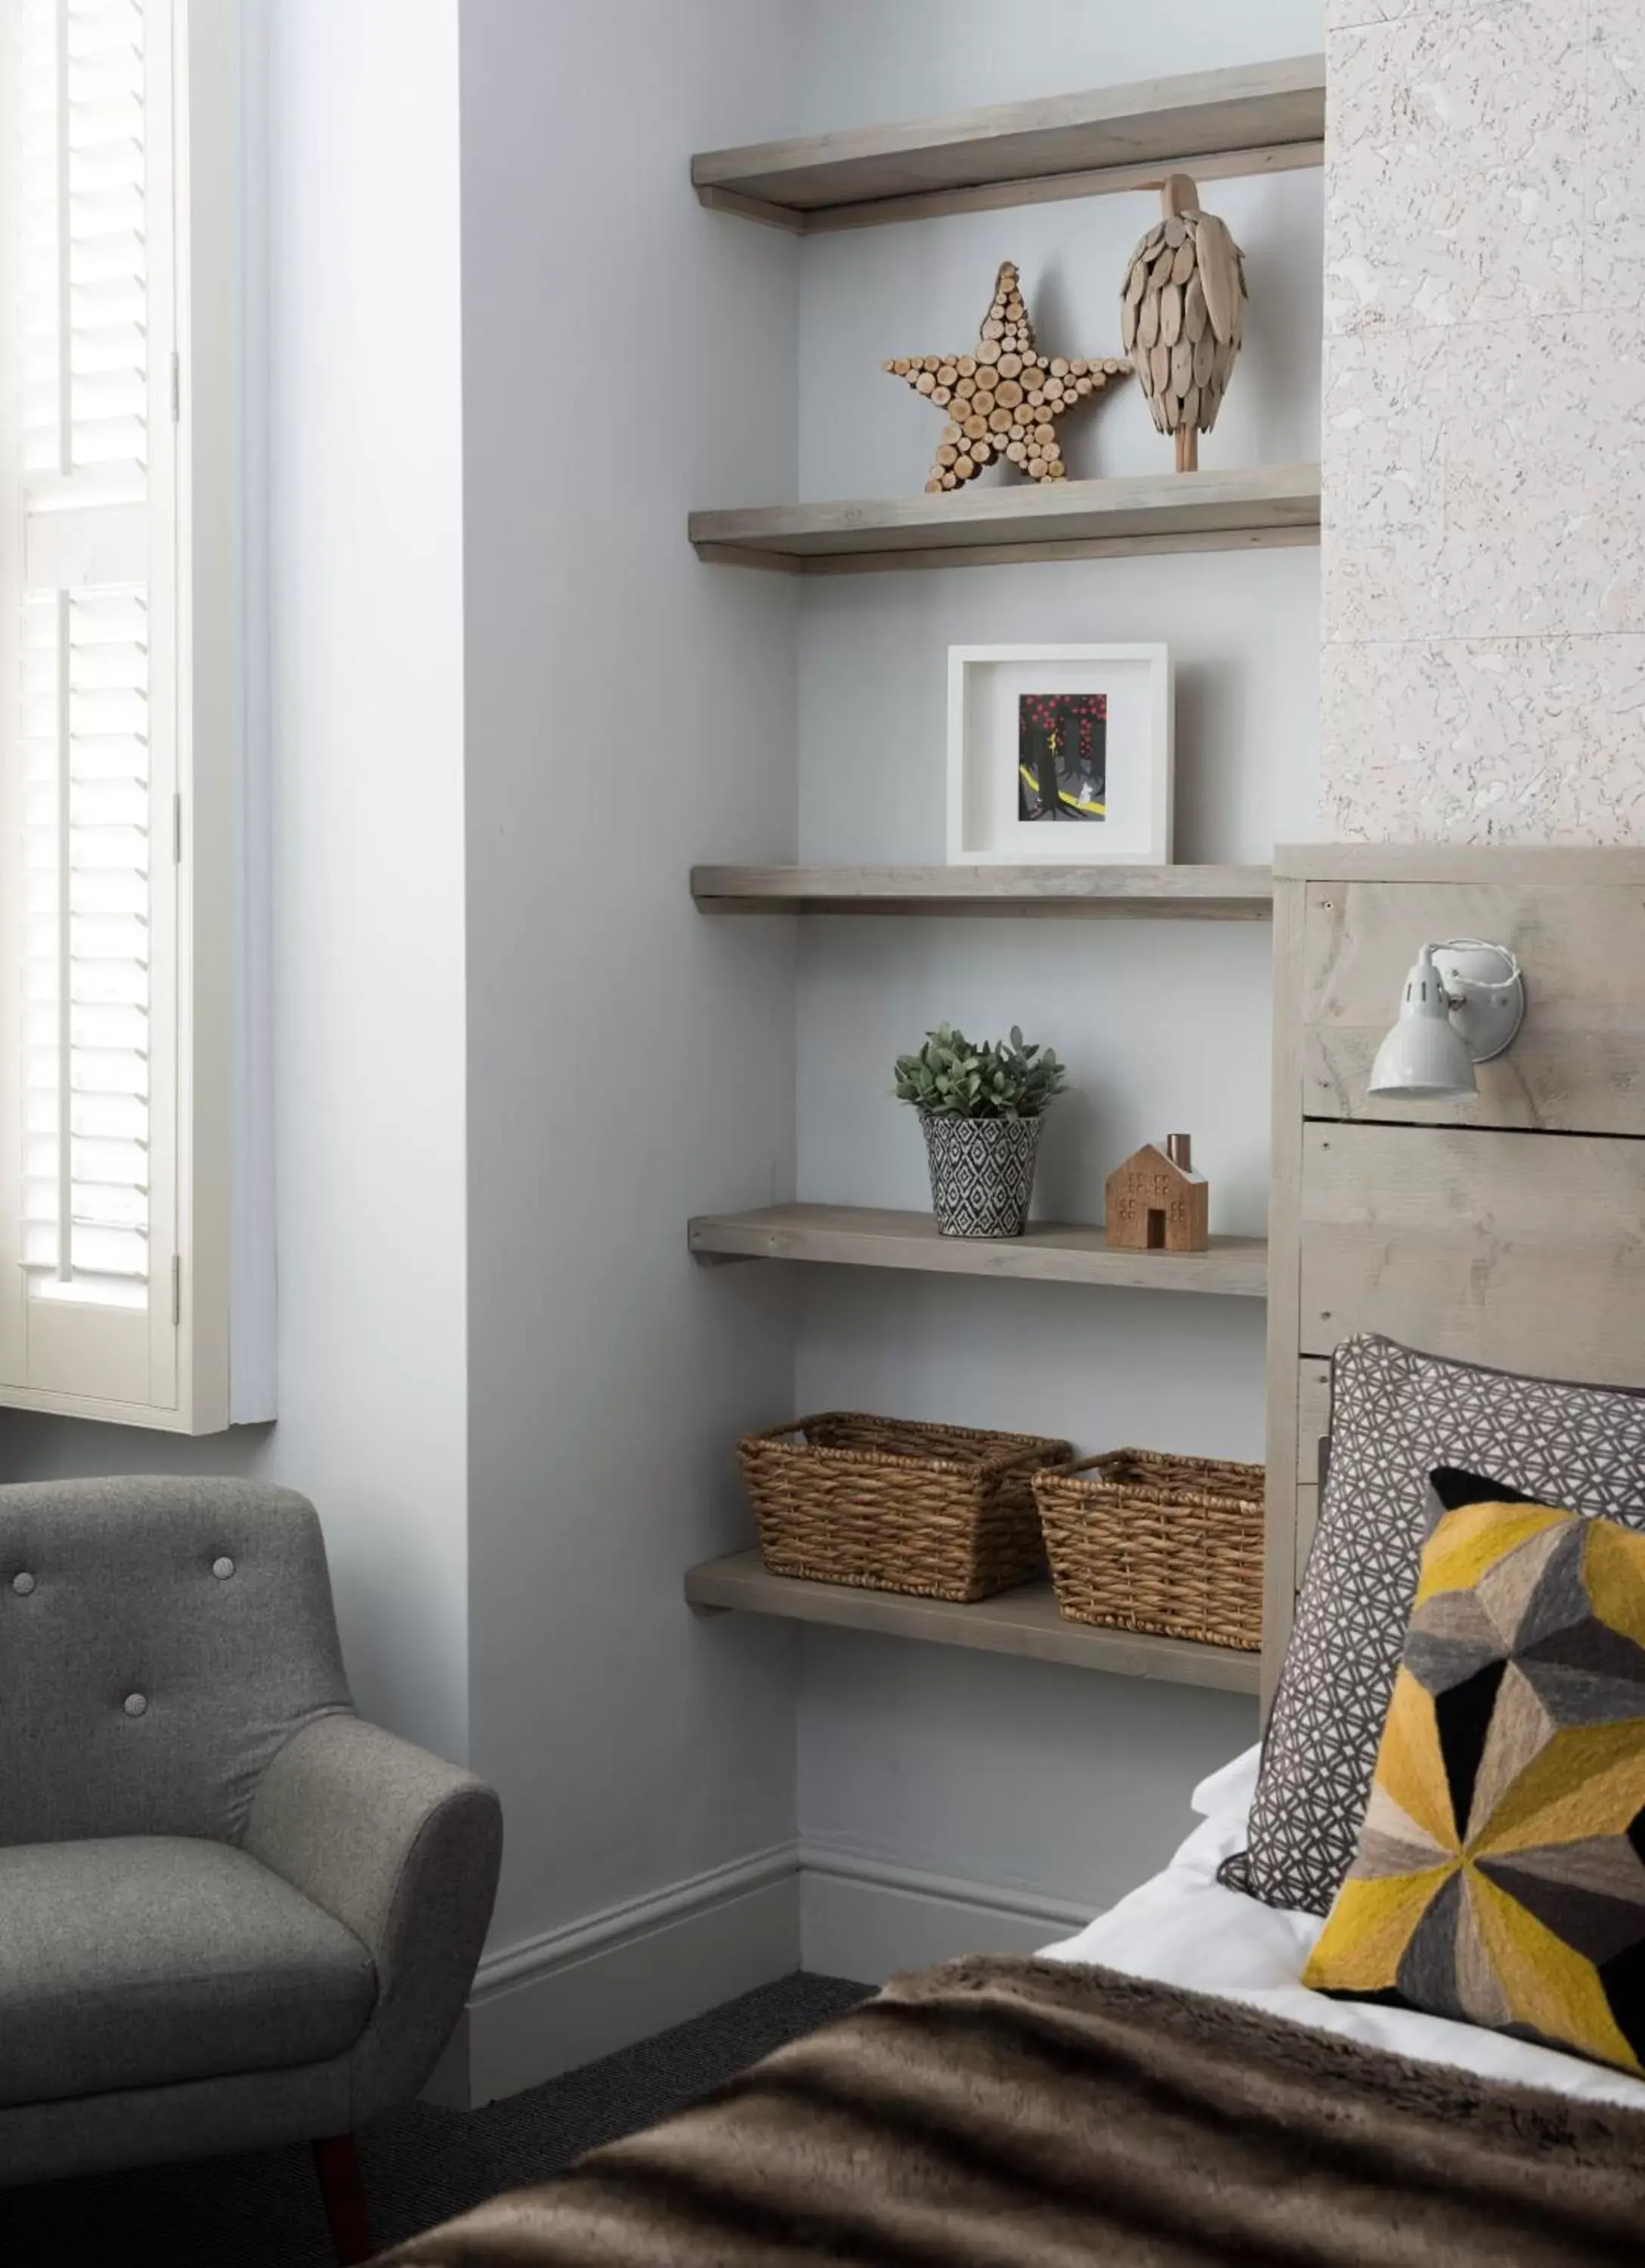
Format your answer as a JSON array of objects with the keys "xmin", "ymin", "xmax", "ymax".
[
  {"xmin": 738, "ymin": 1412, "xmax": 1073, "ymax": 1603},
  {"xmin": 1033, "ymin": 1448, "xmax": 1265, "ymax": 1651}
]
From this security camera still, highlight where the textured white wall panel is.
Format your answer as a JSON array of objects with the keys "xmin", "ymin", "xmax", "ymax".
[{"xmin": 1324, "ymin": 2, "xmax": 1645, "ymax": 841}]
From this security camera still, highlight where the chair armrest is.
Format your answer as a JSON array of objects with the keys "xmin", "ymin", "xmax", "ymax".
[{"xmin": 246, "ymin": 1712, "xmax": 502, "ymax": 2121}]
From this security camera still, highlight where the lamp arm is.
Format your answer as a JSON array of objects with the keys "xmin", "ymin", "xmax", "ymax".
[{"xmin": 1425, "ymin": 937, "xmax": 1523, "ymax": 1005}]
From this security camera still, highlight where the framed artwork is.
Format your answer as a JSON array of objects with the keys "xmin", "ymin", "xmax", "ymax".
[{"xmin": 946, "ymin": 644, "xmax": 1173, "ymax": 865}]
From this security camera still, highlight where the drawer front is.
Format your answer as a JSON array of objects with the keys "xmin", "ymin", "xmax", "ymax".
[
  {"xmin": 1300, "ymin": 1120, "xmax": 1645, "ymax": 1391},
  {"xmin": 1302, "ymin": 881, "xmax": 1645, "ymax": 1136}
]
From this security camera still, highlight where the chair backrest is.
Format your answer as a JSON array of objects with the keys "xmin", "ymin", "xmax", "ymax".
[{"xmin": 0, "ymin": 1476, "xmax": 353, "ymax": 1847}]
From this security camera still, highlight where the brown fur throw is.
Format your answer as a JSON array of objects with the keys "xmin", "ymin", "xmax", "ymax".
[{"xmin": 382, "ymin": 1956, "xmax": 1645, "ymax": 2266}]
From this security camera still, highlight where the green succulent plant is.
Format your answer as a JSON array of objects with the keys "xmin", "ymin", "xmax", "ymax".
[{"xmin": 893, "ymin": 1024, "xmax": 1067, "ymax": 1121}]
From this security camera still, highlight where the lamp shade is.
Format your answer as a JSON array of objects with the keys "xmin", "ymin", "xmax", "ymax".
[{"xmin": 1368, "ymin": 948, "xmax": 1478, "ymax": 1101}]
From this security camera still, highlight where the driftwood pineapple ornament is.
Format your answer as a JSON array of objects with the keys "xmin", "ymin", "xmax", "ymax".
[
  {"xmin": 886, "ymin": 261, "xmax": 1129, "ymax": 492},
  {"xmin": 1122, "ymin": 173, "xmax": 1247, "ymax": 472}
]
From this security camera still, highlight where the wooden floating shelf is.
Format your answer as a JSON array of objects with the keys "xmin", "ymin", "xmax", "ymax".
[
  {"xmin": 686, "ymin": 1551, "xmax": 1262, "ymax": 1693},
  {"xmin": 689, "ymin": 1204, "xmax": 1268, "ymax": 1298},
  {"xmin": 689, "ymin": 464, "xmax": 1321, "ymax": 575},
  {"xmin": 691, "ymin": 56, "xmax": 1325, "ymax": 234},
  {"xmin": 692, "ymin": 864, "xmax": 1273, "ymax": 920}
]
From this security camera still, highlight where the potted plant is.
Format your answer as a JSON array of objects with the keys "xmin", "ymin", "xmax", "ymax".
[{"xmin": 894, "ymin": 1024, "xmax": 1067, "ymax": 1238}]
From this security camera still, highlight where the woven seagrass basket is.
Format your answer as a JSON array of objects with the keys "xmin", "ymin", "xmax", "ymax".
[
  {"xmin": 1033, "ymin": 1447, "xmax": 1265, "ymax": 1651},
  {"xmin": 738, "ymin": 1412, "xmax": 1073, "ymax": 1603}
]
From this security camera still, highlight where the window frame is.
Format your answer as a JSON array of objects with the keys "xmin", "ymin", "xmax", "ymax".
[{"xmin": 0, "ymin": 0, "xmax": 267, "ymax": 1433}]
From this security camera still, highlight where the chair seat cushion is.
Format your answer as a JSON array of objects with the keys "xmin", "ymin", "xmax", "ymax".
[{"xmin": 0, "ymin": 1836, "xmax": 377, "ymax": 2106}]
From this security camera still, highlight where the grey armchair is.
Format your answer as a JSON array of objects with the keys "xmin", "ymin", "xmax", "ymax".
[{"xmin": 0, "ymin": 1476, "xmax": 502, "ymax": 2263}]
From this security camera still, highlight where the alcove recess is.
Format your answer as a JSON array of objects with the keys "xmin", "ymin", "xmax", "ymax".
[{"xmin": 684, "ymin": 54, "xmax": 1321, "ymax": 1687}]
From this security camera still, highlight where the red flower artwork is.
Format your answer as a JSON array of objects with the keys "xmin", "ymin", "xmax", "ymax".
[{"xmin": 1018, "ymin": 692, "xmax": 1107, "ymax": 822}]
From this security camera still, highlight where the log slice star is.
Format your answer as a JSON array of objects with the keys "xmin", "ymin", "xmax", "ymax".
[{"xmin": 884, "ymin": 261, "xmax": 1130, "ymax": 491}]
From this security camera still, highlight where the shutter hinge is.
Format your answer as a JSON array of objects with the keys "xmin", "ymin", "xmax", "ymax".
[
  {"xmin": 171, "ymin": 1255, "xmax": 181, "ymax": 1327},
  {"xmin": 172, "ymin": 791, "xmax": 182, "ymax": 863},
  {"xmin": 170, "ymin": 350, "xmax": 181, "ymax": 425}
]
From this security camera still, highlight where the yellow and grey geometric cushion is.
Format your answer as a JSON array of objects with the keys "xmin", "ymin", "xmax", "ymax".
[{"xmin": 1303, "ymin": 1470, "xmax": 1645, "ymax": 2075}]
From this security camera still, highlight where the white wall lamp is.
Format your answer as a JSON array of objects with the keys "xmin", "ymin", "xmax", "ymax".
[{"xmin": 1368, "ymin": 939, "xmax": 1526, "ymax": 1102}]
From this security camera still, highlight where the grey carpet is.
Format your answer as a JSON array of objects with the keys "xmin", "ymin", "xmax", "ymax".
[{"xmin": 0, "ymin": 1972, "xmax": 872, "ymax": 2267}]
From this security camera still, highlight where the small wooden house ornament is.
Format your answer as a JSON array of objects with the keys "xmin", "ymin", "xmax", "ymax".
[{"xmin": 1104, "ymin": 1132, "xmax": 1208, "ymax": 1254}]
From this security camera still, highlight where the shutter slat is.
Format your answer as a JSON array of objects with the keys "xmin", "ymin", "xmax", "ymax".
[
  {"xmin": 26, "ymin": 961, "xmax": 148, "ymax": 1004},
  {"xmin": 22, "ymin": 1225, "xmax": 147, "ymax": 1276},
  {"xmin": 70, "ymin": 1005, "xmax": 147, "ymax": 1047},
  {"xmin": 23, "ymin": 371, "xmax": 147, "ymax": 421},
  {"xmin": 28, "ymin": 1133, "xmax": 147, "ymax": 1181},
  {"xmin": 24, "ymin": 1178, "xmax": 148, "ymax": 1228},
  {"xmin": 23, "ymin": 186, "xmax": 145, "ymax": 238}
]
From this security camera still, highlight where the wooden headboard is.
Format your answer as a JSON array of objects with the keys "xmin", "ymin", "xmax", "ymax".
[{"xmin": 1263, "ymin": 843, "xmax": 1645, "ymax": 1707}]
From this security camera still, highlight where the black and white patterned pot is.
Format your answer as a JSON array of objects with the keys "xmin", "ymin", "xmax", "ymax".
[{"xmin": 919, "ymin": 1114, "xmax": 1042, "ymax": 1238}]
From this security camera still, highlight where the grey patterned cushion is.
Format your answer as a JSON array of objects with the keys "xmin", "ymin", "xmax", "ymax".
[{"xmin": 1221, "ymin": 1335, "xmax": 1645, "ymax": 1915}]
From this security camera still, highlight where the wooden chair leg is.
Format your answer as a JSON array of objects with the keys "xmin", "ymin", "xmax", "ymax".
[{"xmin": 312, "ymin": 2133, "xmax": 376, "ymax": 2266}]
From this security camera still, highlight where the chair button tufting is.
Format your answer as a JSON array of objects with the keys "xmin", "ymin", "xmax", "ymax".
[
  {"xmin": 123, "ymin": 1692, "xmax": 148, "ymax": 1718},
  {"xmin": 11, "ymin": 1571, "xmax": 35, "ymax": 1596},
  {"xmin": 212, "ymin": 1555, "xmax": 235, "ymax": 1580}
]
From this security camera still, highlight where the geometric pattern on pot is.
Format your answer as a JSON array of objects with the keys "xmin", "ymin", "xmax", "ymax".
[
  {"xmin": 1220, "ymin": 1336, "xmax": 1645, "ymax": 1918},
  {"xmin": 1303, "ymin": 1470, "xmax": 1645, "ymax": 2077},
  {"xmin": 921, "ymin": 1113, "xmax": 1042, "ymax": 1239}
]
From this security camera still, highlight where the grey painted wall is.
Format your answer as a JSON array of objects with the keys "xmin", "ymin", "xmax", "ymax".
[
  {"xmin": 796, "ymin": 0, "xmax": 1327, "ymax": 127},
  {"xmin": 456, "ymin": 0, "xmax": 805, "ymax": 1966}
]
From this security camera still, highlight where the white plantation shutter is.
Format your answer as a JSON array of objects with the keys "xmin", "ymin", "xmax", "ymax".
[{"xmin": 0, "ymin": 0, "xmax": 261, "ymax": 1428}]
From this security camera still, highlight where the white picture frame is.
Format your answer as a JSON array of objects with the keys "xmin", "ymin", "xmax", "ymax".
[{"xmin": 946, "ymin": 644, "xmax": 1174, "ymax": 866}]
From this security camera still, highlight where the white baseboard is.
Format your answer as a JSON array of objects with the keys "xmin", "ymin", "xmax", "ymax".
[
  {"xmin": 800, "ymin": 1840, "xmax": 1095, "ymax": 1987},
  {"xmin": 464, "ymin": 1842, "xmax": 800, "ymax": 2106},
  {"xmin": 448, "ymin": 1839, "xmax": 1100, "ymax": 2102}
]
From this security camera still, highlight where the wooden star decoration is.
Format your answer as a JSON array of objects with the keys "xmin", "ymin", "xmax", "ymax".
[{"xmin": 884, "ymin": 261, "xmax": 1130, "ymax": 491}]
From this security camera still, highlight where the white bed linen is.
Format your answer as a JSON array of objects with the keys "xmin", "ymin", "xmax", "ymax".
[{"xmin": 1039, "ymin": 1745, "xmax": 1645, "ymax": 2112}]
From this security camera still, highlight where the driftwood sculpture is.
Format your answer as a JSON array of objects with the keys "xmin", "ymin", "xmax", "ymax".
[
  {"xmin": 886, "ymin": 261, "xmax": 1129, "ymax": 492},
  {"xmin": 1122, "ymin": 173, "xmax": 1247, "ymax": 472}
]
